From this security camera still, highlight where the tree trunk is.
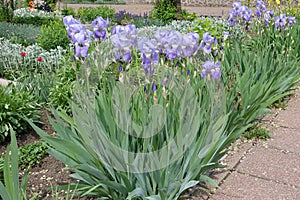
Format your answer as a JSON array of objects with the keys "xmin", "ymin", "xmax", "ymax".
[{"xmin": 176, "ymin": 0, "xmax": 182, "ymax": 14}]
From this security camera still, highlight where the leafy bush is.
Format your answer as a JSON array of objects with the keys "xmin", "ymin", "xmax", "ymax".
[
  {"xmin": 48, "ymin": 65, "xmax": 76, "ymax": 114},
  {"xmin": 0, "ymin": 84, "xmax": 40, "ymax": 142},
  {"xmin": 192, "ymin": 17, "xmax": 225, "ymax": 41},
  {"xmin": 37, "ymin": 19, "xmax": 70, "ymax": 50},
  {"xmin": 61, "ymin": 7, "xmax": 76, "ymax": 17},
  {"xmin": 0, "ymin": 22, "xmax": 40, "ymax": 46},
  {"xmin": 151, "ymin": 0, "xmax": 178, "ymax": 22},
  {"xmin": 77, "ymin": 6, "xmax": 115, "ymax": 23}
]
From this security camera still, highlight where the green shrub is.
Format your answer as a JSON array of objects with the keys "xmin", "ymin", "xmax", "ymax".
[
  {"xmin": 37, "ymin": 19, "xmax": 70, "ymax": 50},
  {"xmin": 0, "ymin": 84, "xmax": 40, "ymax": 142},
  {"xmin": 0, "ymin": 22, "xmax": 40, "ymax": 46},
  {"xmin": 77, "ymin": 6, "xmax": 115, "ymax": 23},
  {"xmin": 151, "ymin": 0, "xmax": 178, "ymax": 22},
  {"xmin": 48, "ymin": 65, "xmax": 76, "ymax": 114},
  {"xmin": 61, "ymin": 7, "xmax": 76, "ymax": 17}
]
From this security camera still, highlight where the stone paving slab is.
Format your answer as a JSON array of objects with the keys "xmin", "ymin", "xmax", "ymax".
[
  {"xmin": 237, "ymin": 146, "xmax": 300, "ymax": 188},
  {"xmin": 267, "ymin": 128, "xmax": 300, "ymax": 154},
  {"xmin": 0, "ymin": 78, "xmax": 15, "ymax": 87},
  {"xmin": 272, "ymin": 90, "xmax": 300, "ymax": 129},
  {"xmin": 209, "ymin": 171, "xmax": 300, "ymax": 200}
]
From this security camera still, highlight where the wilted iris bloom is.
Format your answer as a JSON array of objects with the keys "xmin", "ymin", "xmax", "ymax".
[
  {"xmin": 199, "ymin": 32, "xmax": 217, "ymax": 54},
  {"xmin": 201, "ymin": 60, "xmax": 222, "ymax": 79},
  {"xmin": 73, "ymin": 30, "xmax": 92, "ymax": 58},
  {"xmin": 138, "ymin": 37, "xmax": 159, "ymax": 75},
  {"xmin": 91, "ymin": 16, "xmax": 109, "ymax": 40}
]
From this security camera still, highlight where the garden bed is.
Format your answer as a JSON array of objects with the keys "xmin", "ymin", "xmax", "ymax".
[{"xmin": 0, "ymin": 0, "xmax": 300, "ymax": 199}]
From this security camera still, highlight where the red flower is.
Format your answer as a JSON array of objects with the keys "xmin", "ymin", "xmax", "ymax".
[
  {"xmin": 37, "ymin": 57, "xmax": 42, "ymax": 62},
  {"xmin": 20, "ymin": 52, "xmax": 26, "ymax": 57}
]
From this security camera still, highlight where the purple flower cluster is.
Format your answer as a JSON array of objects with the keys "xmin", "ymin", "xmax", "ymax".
[
  {"xmin": 91, "ymin": 16, "xmax": 109, "ymax": 41},
  {"xmin": 201, "ymin": 60, "xmax": 222, "ymax": 80},
  {"xmin": 138, "ymin": 38, "xmax": 159, "ymax": 75},
  {"xmin": 255, "ymin": 0, "xmax": 267, "ymax": 18},
  {"xmin": 110, "ymin": 24, "xmax": 138, "ymax": 62},
  {"xmin": 274, "ymin": 14, "xmax": 297, "ymax": 29},
  {"xmin": 63, "ymin": 15, "xmax": 92, "ymax": 58},
  {"xmin": 154, "ymin": 30, "xmax": 199, "ymax": 60},
  {"xmin": 228, "ymin": 2, "xmax": 253, "ymax": 26},
  {"xmin": 199, "ymin": 32, "xmax": 217, "ymax": 54},
  {"xmin": 228, "ymin": 1, "xmax": 297, "ymax": 29}
]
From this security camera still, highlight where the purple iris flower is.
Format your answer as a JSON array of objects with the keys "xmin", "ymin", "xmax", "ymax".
[
  {"xmin": 112, "ymin": 24, "xmax": 137, "ymax": 35},
  {"xmin": 67, "ymin": 23, "xmax": 86, "ymax": 43},
  {"xmin": 287, "ymin": 17, "xmax": 296, "ymax": 27},
  {"xmin": 255, "ymin": 1, "xmax": 267, "ymax": 18},
  {"xmin": 199, "ymin": 32, "xmax": 217, "ymax": 54},
  {"xmin": 138, "ymin": 37, "xmax": 159, "ymax": 75},
  {"xmin": 228, "ymin": 11, "xmax": 238, "ymax": 26},
  {"xmin": 112, "ymin": 24, "xmax": 138, "ymax": 47},
  {"xmin": 238, "ymin": 6, "xmax": 252, "ymax": 23},
  {"xmin": 73, "ymin": 30, "xmax": 92, "ymax": 58},
  {"xmin": 154, "ymin": 30, "xmax": 171, "ymax": 53},
  {"xmin": 111, "ymin": 33, "xmax": 133, "ymax": 62},
  {"xmin": 274, "ymin": 14, "xmax": 287, "ymax": 28},
  {"xmin": 63, "ymin": 15, "xmax": 81, "ymax": 27},
  {"xmin": 201, "ymin": 60, "xmax": 222, "ymax": 79},
  {"xmin": 154, "ymin": 30, "xmax": 182, "ymax": 60},
  {"xmin": 91, "ymin": 16, "xmax": 109, "ymax": 40},
  {"xmin": 233, "ymin": 2, "xmax": 241, "ymax": 11},
  {"xmin": 181, "ymin": 32, "xmax": 199, "ymax": 58}
]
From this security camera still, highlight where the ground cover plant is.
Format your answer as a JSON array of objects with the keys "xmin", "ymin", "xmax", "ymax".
[{"xmin": 0, "ymin": 0, "xmax": 299, "ymax": 199}]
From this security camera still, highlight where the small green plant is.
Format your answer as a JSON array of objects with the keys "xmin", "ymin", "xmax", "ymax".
[
  {"xmin": 0, "ymin": 141, "xmax": 48, "ymax": 182},
  {"xmin": 0, "ymin": 84, "xmax": 40, "ymax": 142},
  {"xmin": 0, "ymin": 128, "xmax": 32, "ymax": 200},
  {"xmin": 48, "ymin": 65, "xmax": 76, "ymax": 114},
  {"xmin": 244, "ymin": 127, "xmax": 271, "ymax": 141},
  {"xmin": 192, "ymin": 17, "xmax": 224, "ymax": 41},
  {"xmin": 37, "ymin": 19, "xmax": 70, "ymax": 50},
  {"xmin": 61, "ymin": 7, "xmax": 76, "ymax": 17},
  {"xmin": 0, "ymin": 22, "xmax": 40, "ymax": 46},
  {"xmin": 18, "ymin": 141, "xmax": 48, "ymax": 169},
  {"xmin": 76, "ymin": 6, "xmax": 115, "ymax": 23}
]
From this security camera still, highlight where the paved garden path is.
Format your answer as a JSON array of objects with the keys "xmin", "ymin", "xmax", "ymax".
[
  {"xmin": 194, "ymin": 88, "xmax": 300, "ymax": 199},
  {"xmin": 61, "ymin": 3, "xmax": 231, "ymax": 17}
]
